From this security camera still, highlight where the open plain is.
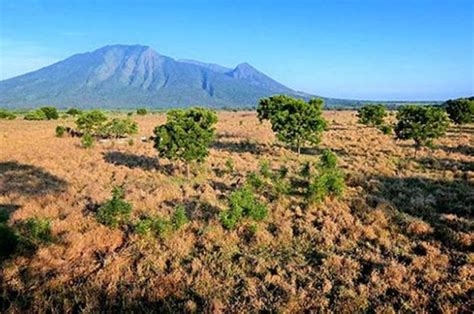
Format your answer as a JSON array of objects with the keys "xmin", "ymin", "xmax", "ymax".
[{"xmin": 0, "ymin": 111, "xmax": 472, "ymax": 312}]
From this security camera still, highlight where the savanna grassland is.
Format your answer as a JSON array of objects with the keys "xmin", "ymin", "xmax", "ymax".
[{"xmin": 0, "ymin": 111, "xmax": 472, "ymax": 312}]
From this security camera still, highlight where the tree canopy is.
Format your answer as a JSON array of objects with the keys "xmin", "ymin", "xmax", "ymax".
[
  {"xmin": 153, "ymin": 107, "xmax": 218, "ymax": 176},
  {"xmin": 257, "ymin": 95, "xmax": 327, "ymax": 154},
  {"xmin": 444, "ymin": 97, "xmax": 474, "ymax": 125},
  {"xmin": 357, "ymin": 104, "xmax": 387, "ymax": 126}
]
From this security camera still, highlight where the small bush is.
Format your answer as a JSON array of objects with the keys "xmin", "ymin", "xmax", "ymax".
[
  {"xmin": 247, "ymin": 172, "xmax": 264, "ymax": 190},
  {"xmin": 81, "ymin": 133, "xmax": 94, "ymax": 148},
  {"xmin": 136, "ymin": 108, "xmax": 148, "ymax": 115},
  {"xmin": 220, "ymin": 187, "xmax": 268, "ymax": 230},
  {"xmin": 379, "ymin": 124, "xmax": 393, "ymax": 135},
  {"xmin": 55, "ymin": 125, "xmax": 66, "ymax": 137},
  {"xmin": 300, "ymin": 161, "xmax": 312, "ymax": 178},
  {"xmin": 99, "ymin": 118, "xmax": 138, "ymax": 138},
  {"xmin": 259, "ymin": 160, "xmax": 271, "ymax": 178},
  {"xmin": 225, "ymin": 158, "xmax": 235, "ymax": 174},
  {"xmin": 0, "ymin": 109, "xmax": 16, "ymax": 120},
  {"xmin": 96, "ymin": 187, "xmax": 132, "ymax": 228},
  {"xmin": 39, "ymin": 106, "xmax": 59, "ymax": 120},
  {"xmin": 319, "ymin": 149, "xmax": 338, "ymax": 170},
  {"xmin": 444, "ymin": 97, "xmax": 474, "ymax": 125},
  {"xmin": 357, "ymin": 104, "xmax": 387, "ymax": 126},
  {"xmin": 66, "ymin": 108, "xmax": 82, "ymax": 116},
  {"xmin": 171, "ymin": 205, "xmax": 189, "ymax": 230},
  {"xmin": 278, "ymin": 165, "xmax": 289, "ymax": 179},
  {"xmin": 76, "ymin": 110, "xmax": 108, "ymax": 134},
  {"xmin": 135, "ymin": 216, "xmax": 175, "ymax": 238},
  {"xmin": 25, "ymin": 109, "xmax": 47, "ymax": 120},
  {"xmin": 17, "ymin": 218, "xmax": 53, "ymax": 246}
]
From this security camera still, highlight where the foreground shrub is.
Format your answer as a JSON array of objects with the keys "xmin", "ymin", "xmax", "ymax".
[
  {"xmin": 96, "ymin": 187, "xmax": 132, "ymax": 228},
  {"xmin": 257, "ymin": 95, "xmax": 327, "ymax": 154},
  {"xmin": 0, "ymin": 109, "xmax": 16, "ymax": 120},
  {"xmin": 357, "ymin": 104, "xmax": 387, "ymax": 126},
  {"xmin": 81, "ymin": 133, "xmax": 94, "ymax": 148},
  {"xmin": 444, "ymin": 97, "xmax": 474, "ymax": 125},
  {"xmin": 153, "ymin": 107, "xmax": 217, "ymax": 177},
  {"xmin": 16, "ymin": 218, "xmax": 53, "ymax": 247},
  {"xmin": 306, "ymin": 150, "xmax": 345, "ymax": 204},
  {"xmin": 135, "ymin": 206, "xmax": 188, "ymax": 238},
  {"xmin": 220, "ymin": 187, "xmax": 268, "ymax": 230},
  {"xmin": 55, "ymin": 125, "xmax": 66, "ymax": 137},
  {"xmin": 394, "ymin": 105, "xmax": 449, "ymax": 154},
  {"xmin": 136, "ymin": 108, "xmax": 148, "ymax": 115}
]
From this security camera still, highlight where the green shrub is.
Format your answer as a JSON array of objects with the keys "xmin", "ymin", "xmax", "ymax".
[
  {"xmin": 136, "ymin": 108, "xmax": 148, "ymax": 115},
  {"xmin": 307, "ymin": 174, "xmax": 329, "ymax": 204},
  {"xmin": 171, "ymin": 205, "xmax": 189, "ymax": 230},
  {"xmin": 247, "ymin": 172, "xmax": 264, "ymax": 190},
  {"xmin": 220, "ymin": 187, "xmax": 268, "ymax": 230},
  {"xmin": 25, "ymin": 109, "xmax": 47, "ymax": 120},
  {"xmin": 278, "ymin": 165, "xmax": 289, "ymax": 179},
  {"xmin": 135, "ymin": 216, "xmax": 175, "ymax": 238},
  {"xmin": 379, "ymin": 124, "xmax": 393, "ymax": 135},
  {"xmin": 66, "ymin": 108, "xmax": 82, "ymax": 116},
  {"xmin": 81, "ymin": 133, "xmax": 94, "ymax": 148},
  {"xmin": 96, "ymin": 187, "xmax": 132, "ymax": 228},
  {"xmin": 76, "ymin": 110, "xmax": 108, "ymax": 134},
  {"xmin": 300, "ymin": 161, "xmax": 312, "ymax": 178},
  {"xmin": 225, "ymin": 158, "xmax": 235, "ymax": 174},
  {"xmin": 444, "ymin": 97, "xmax": 474, "ymax": 125},
  {"xmin": 17, "ymin": 218, "xmax": 53, "ymax": 246},
  {"xmin": 39, "ymin": 106, "xmax": 59, "ymax": 120},
  {"xmin": 99, "ymin": 118, "xmax": 138, "ymax": 138},
  {"xmin": 319, "ymin": 149, "xmax": 338, "ymax": 170},
  {"xmin": 357, "ymin": 104, "xmax": 387, "ymax": 126},
  {"xmin": 0, "ymin": 109, "xmax": 16, "ymax": 120},
  {"xmin": 259, "ymin": 160, "xmax": 271, "ymax": 178},
  {"xmin": 55, "ymin": 125, "xmax": 66, "ymax": 137}
]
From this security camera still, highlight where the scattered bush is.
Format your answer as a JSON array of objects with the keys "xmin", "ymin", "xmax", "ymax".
[
  {"xmin": 220, "ymin": 187, "xmax": 268, "ymax": 230},
  {"xmin": 98, "ymin": 118, "xmax": 138, "ymax": 138},
  {"xmin": 136, "ymin": 108, "xmax": 148, "ymax": 115},
  {"xmin": 55, "ymin": 125, "xmax": 66, "ymax": 137},
  {"xmin": 259, "ymin": 160, "xmax": 271, "ymax": 178},
  {"xmin": 135, "ymin": 206, "xmax": 188, "ymax": 238},
  {"xmin": 257, "ymin": 95, "xmax": 327, "ymax": 154},
  {"xmin": 76, "ymin": 110, "xmax": 108, "ymax": 134},
  {"xmin": 171, "ymin": 205, "xmax": 189, "ymax": 230},
  {"xmin": 0, "ymin": 109, "xmax": 16, "ymax": 120},
  {"xmin": 66, "ymin": 108, "xmax": 82, "ymax": 116},
  {"xmin": 96, "ymin": 187, "xmax": 132, "ymax": 228},
  {"xmin": 394, "ymin": 105, "xmax": 449, "ymax": 153},
  {"xmin": 39, "ymin": 106, "xmax": 59, "ymax": 120},
  {"xmin": 225, "ymin": 158, "xmax": 235, "ymax": 174},
  {"xmin": 16, "ymin": 218, "xmax": 53, "ymax": 247},
  {"xmin": 444, "ymin": 97, "xmax": 474, "ymax": 125},
  {"xmin": 24, "ymin": 109, "xmax": 47, "ymax": 120},
  {"xmin": 357, "ymin": 104, "xmax": 387, "ymax": 126},
  {"xmin": 81, "ymin": 133, "xmax": 94, "ymax": 148},
  {"xmin": 153, "ymin": 107, "xmax": 218, "ymax": 177},
  {"xmin": 247, "ymin": 171, "xmax": 264, "ymax": 190}
]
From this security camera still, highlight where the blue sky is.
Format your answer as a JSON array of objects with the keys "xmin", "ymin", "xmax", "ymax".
[{"xmin": 0, "ymin": 0, "xmax": 472, "ymax": 100}]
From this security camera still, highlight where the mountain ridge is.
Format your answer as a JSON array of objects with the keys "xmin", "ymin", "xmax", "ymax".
[{"xmin": 0, "ymin": 44, "xmax": 357, "ymax": 109}]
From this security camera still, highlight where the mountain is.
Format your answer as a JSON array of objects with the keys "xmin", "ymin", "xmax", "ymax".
[{"xmin": 0, "ymin": 44, "xmax": 356, "ymax": 109}]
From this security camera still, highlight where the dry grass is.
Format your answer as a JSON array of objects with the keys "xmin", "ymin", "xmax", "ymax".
[{"xmin": 0, "ymin": 111, "xmax": 472, "ymax": 312}]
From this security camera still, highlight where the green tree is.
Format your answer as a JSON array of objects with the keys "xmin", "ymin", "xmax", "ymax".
[
  {"xmin": 153, "ymin": 107, "xmax": 217, "ymax": 177},
  {"xmin": 357, "ymin": 104, "xmax": 387, "ymax": 126},
  {"xmin": 39, "ymin": 106, "xmax": 59, "ymax": 120},
  {"xmin": 257, "ymin": 95, "xmax": 327, "ymax": 154},
  {"xmin": 76, "ymin": 110, "xmax": 107, "ymax": 134},
  {"xmin": 66, "ymin": 108, "xmax": 82, "ymax": 116},
  {"xmin": 0, "ymin": 109, "xmax": 16, "ymax": 120},
  {"xmin": 444, "ymin": 97, "xmax": 474, "ymax": 125},
  {"xmin": 136, "ymin": 108, "xmax": 148, "ymax": 115},
  {"xmin": 394, "ymin": 105, "xmax": 449, "ymax": 156},
  {"xmin": 55, "ymin": 125, "xmax": 66, "ymax": 137},
  {"xmin": 24, "ymin": 109, "xmax": 47, "ymax": 120}
]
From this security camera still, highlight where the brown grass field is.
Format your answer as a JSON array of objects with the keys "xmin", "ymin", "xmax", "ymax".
[{"xmin": 0, "ymin": 111, "xmax": 473, "ymax": 312}]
